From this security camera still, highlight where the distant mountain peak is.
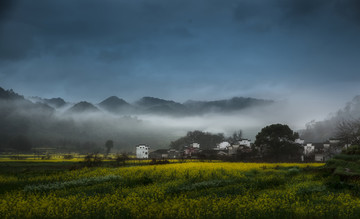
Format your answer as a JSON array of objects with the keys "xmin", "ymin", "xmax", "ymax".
[
  {"xmin": 184, "ymin": 96, "xmax": 274, "ymax": 113},
  {"xmin": 99, "ymin": 96, "xmax": 129, "ymax": 106},
  {"xmin": 98, "ymin": 96, "xmax": 131, "ymax": 113},
  {"xmin": 44, "ymin": 97, "xmax": 66, "ymax": 108},
  {"xmin": 136, "ymin": 96, "xmax": 179, "ymax": 106},
  {"xmin": 28, "ymin": 96, "xmax": 67, "ymax": 108},
  {"xmin": 0, "ymin": 87, "xmax": 24, "ymax": 100},
  {"xmin": 134, "ymin": 96, "xmax": 186, "ymax": 115},
  {"xmin": 67, "ymin": 101, "xmax": 99, "ymax": 113}
]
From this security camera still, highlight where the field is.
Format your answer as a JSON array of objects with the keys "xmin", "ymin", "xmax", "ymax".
[{"xmin": 1, "ymin": 160, "xmax": 360, "ymax": 218}]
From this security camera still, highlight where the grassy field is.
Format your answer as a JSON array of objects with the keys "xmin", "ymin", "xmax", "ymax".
[{"xmin": 1, "ymin": 160, "xmax": 360, "ymax": 218}]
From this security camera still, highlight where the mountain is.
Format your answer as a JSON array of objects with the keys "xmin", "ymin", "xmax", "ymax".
[
  {"xmin": 98, "ymin": 96, "xmax": 132, "ymax": 113},
  {"xmin": 135, "ymin": 97, "xmax": 181, "ymax": 107},
  {"xmin": 0, "ymin": 87, "xmax": 55, "ymax": 152},
  {"xmin": 132, "ymin": 96, "xmax": 274, "ymax": 115},
  {"xmin": 1, "ymin": 86, "xmax": 274, "ymax": 116},
  {"xmin": 28, "ymin": 96, "xmax": 67, "ymax": 108},
  {"xmin": 0, "ymin": 87, "xmax": 54, "ymax": 113},
  {"xmin": 67, "ymin": 101, "xmax": 99, "ymax": 113},
  {"xmin": 135, "ymin": 97, "xmax": 187, "ymax": 115},
  {"xmin": 44, "ymin": 98, "xmax": 66, "ymax": 108},
  {"xmin": 0, "ymin": 87, "xmax": 25, "ymax": 101},
  {"xmin": 184, "ymin": 97, "xmax": 274, "ymax": 114}
]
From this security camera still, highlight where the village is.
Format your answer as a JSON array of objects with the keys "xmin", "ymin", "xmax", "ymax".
[{"xmin": 136, "ymin": 138, "xmax": 349, "ymax": 162}]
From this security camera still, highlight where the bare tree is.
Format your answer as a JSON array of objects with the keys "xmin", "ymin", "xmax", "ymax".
[
  {"xmin": 336, "ymin": 119, "xmax": 360, "ymax": 146},
  {"xmin": 227, "ymin": 130, "xmax": 243, "ymax": 144}
]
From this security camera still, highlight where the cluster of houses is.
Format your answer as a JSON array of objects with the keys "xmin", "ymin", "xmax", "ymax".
[
  {"xmin": 300, "ymin": 138, "xmax": 350, "ymax": 162},
  {"xmin": 135, "ymin": 139, "xmax": 253, "ymax": 160},
  {"xmin": 136, "ymin": 137, "xmax": 349, "ymax": 162}
]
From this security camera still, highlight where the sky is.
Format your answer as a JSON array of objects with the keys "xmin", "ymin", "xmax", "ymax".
[{"xmin": 1, "ymin": 0, "xmax": 360, "ymax": 118}]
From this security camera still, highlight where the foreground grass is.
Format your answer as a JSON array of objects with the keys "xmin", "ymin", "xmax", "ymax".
[{"xmin": 1, "ymin": 162, "xmax": 360, "ymax": 218}]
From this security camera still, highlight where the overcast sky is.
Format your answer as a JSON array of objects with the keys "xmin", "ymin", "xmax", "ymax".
[{"xmin": 1, "ymin": 0, "xmax": 360, "ymax": 115}]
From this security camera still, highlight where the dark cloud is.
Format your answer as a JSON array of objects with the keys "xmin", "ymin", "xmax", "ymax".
[
  {"xmin": 335, "ymin": 0, "xmax": 360, "ymax": 25},
  {"xmin": 277, "ymin": 0, "xmax": 326, "ymax": 18},
  {"xmin": 233, "ymin": 1, "xmax": 261, "ymax": 22},
  {"xmin": 97, "ymin": 49, "xmax": 124, "ymax": 63},
  {"xmin": 0, "ymin": 22, "xmax": 37, "ymax": 61},
  {"xmin": 232, "ymin": 0, "xmax": 360, "ymax": 30},
  {"xmin": 0, "ymin": 0, "xmax": 15, "ymax": 22},
  {"xmin": 0, "ymin": 0, "xmax": 200, "ymax": 61},
  {"xmin": 233, "ymin": 0, "xmax": 326, "ymax": 31},
  {"xmin": 0, "ymin": 0, "xmax": 360, "ymax": 108}
]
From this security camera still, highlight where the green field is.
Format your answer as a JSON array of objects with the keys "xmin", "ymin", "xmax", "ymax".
[{"xmin": 0, "ymin": 160, "xmax": 360, "ymax": 218}]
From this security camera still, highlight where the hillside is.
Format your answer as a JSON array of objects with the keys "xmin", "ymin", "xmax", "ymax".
[{"xmin": 300, "ymin": 96, "xmax": 360, "ymax": 142}]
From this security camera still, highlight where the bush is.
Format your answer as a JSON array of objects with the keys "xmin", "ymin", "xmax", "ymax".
[
  {"xmin": 84, "ymin": 153, "xmax": 103, "ymax": 167},
  {"xmin": 115, "ymin": 153, "xmax": 129, "ymax": 166},
  {"xmin": 41, "ymin": 154, "xmax": 52, "ymax": 160},
  {"xmin": 149, "ymin": 159, "xmax": 170, "ymax": 165},
  {"xmin": 9, "ymin": 155, "xmax": 27, "ymax": 160},
  {"xmin": 342, "ymin": 145, "xmax": 360, "ymax": 155},
  {"xmin": 63, "ymin": 154, "xmax": 74, "ymax": 160},
  {"xmin": 287, "ymin": 167, "xmax": 300, "ymax": 176}
]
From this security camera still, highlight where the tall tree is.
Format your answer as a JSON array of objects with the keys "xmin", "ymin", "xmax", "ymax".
[
  {"xmin": 227, "ymin": 130, "xmax": 243, "ymax": 143},
  {"xmin": 255, "ymin": 124, "xmax": 301, "ymax": 161},
  {"xmin": 170, "ymin": 130, "xmax": 224, "ymax": 150}
]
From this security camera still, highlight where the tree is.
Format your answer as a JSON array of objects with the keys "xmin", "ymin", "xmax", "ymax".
[
  {"xmin": 105, "ymin": 140, "xmax": 114, "ymax": 156},
  {"xmin": 170, "ymin": 130, "xmax": 225, "ymax": 150},
  {"xmin": 255, "ymin": 124, "xmax": 302, "ymax": 161},
  {"xmin": 227, "ymin": 130, "xmax": 243, "ymax": 143},
  {"xmin": 336, "ymin": 119, "xmax": 360, "ymax": 146},
  {"xmin": 115, "ymin": 153, "xmax": 129, "ymax": 166}
]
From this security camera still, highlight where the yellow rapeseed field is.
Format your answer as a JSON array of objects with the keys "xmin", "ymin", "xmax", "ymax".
[{"xmin": 1, "ymin": 162, "xmax": 359, "ymax": 218}]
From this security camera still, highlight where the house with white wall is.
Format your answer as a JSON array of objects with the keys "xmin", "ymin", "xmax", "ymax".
[
  {"xmin": 191, "ymin": 143, "xmax": 200, "ymax": 148},
  {"xmin": 239, "ymin": 139, "xmax": 251, "ymax": 147},
  {"xmin": 303, "ymin": 143, "xmax": 315, "ymax": 155},
  {"xmin": 136, "ymin": 144, "xmax": 149, "ymax": 159},
  {"xmin": 295, "ymin": 138, "xmax": 305, "ymax": 145},
  {"xmin": 216, "ymin": 141, "xmax": 230, "ymax": 150}
]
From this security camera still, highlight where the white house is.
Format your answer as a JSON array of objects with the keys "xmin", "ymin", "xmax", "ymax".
[
  {"xmin": 239, "ymin": 139, "xmax": 251, "ymax": 147},
  {"xmin": 191, "ymin": 143, "xmax": 200, "ymax": 148},
  {"xmin": 136, "ymin": 144, "xmax": 149, "ymax": 159},
  {"xmin": 295, "ymin": 138, "xmax": 305, "ymax": 145},
  {"xmin": 303, "ymin": 143, "xmax": 315, "ymax": 155},
  {"xmin": 217, "ymin": 141, "xmax": 230, "ymax": 150},
  {"xmin": 315, "ymin": 154, "xmax": 325, "ymax": 162},
  {"xmin": 323, "ymin": 143, "xmax": 330, "ymax": 148},
  {"xmin": 329, "ymin": 139, "xmax": 340, "ymax": 144}
]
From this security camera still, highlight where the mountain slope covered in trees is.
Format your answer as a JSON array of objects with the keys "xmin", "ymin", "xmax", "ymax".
[{"xmin": 300, "ymin": 96, "xmax": 360, "ymax": 142}]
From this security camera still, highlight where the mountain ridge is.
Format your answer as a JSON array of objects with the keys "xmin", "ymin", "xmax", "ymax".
[{"xmin": 0, "ymin": 86, "xmax": 275, "ymax": 116}]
